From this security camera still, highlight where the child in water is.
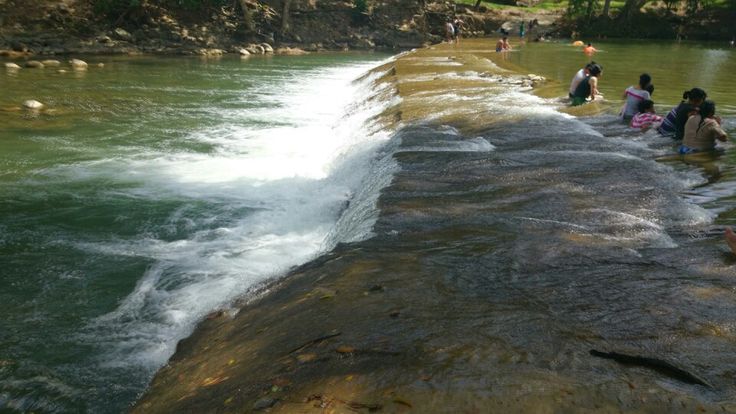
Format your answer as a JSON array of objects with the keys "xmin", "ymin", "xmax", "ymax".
[
  {"xmin": 630, "ymin": 99, "xmax": 663, "ymax": 131},
  {"xmin": 679, "ymin": 100, "xmax": 727, "ymax": 154}
]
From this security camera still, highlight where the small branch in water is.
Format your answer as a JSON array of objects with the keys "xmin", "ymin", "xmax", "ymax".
[
  {"xmin": 287, "ymin": 332, "xmax": 341, "ymax": 354},
  {"xmin": 589, "ymin": 349, "xmax": 712, "ymax": 388}
]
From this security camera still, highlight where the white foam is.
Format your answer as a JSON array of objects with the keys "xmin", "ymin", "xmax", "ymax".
[{"xmin": 72, "ymin": 58, "xmax": 399, "ymax": 370}]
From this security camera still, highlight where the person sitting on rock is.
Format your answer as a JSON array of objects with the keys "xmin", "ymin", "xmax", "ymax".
[
  {"xmin": 569, "ymin": 61, "xmax": 595, "ymax": 98},
  {"xmin": 657, "ymin": 87, "xmax": 707, "ymax": 139},
  {"xmin": 621, "ymin": 73, "xmax": 652, "ymax": 120},
  {"xmin": 679, "ymin": 100, "xmax": 727, "ymax": 154},
  {"xmin": 570, "ymin": 63, "xmax": 602, "ymax": 106}
]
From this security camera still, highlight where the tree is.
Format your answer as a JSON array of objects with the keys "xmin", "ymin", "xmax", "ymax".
[
  {"xmin": 601, "ymin": 0, "xmax": 612, "ymax": 17},
  {"xmin": 281, "ymin": 0, "xmax": 291, "ymax": 36},
  {"xmin": 618, "ymin": 0, "xmax": 646, "ymax": 20},
  {"xmin": 238, "ymin": 0, "xmax": 256, "ymax": 33}
]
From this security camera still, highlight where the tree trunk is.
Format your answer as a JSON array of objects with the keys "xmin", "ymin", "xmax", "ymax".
[
  {"xmin": 474, "ymin": 0, "xmax": 482, "ymax": 10},
  {"xmin": 619, "ymin": 0, "xmax": 646, "ymax": 20},
  {"xmin": 601, "ymin": 0, "xmax": 611, "ymax": 17},
  {"xmin": 585, "ymin": 0, "xmax": 596, "ymax": 21},
  {"xmin": 238, "ymin": 0, "xmax": 256, "ymax": 34},
  {"xmin": 281, "ymin": 0, "xmax": 291, "ymax": 36}
]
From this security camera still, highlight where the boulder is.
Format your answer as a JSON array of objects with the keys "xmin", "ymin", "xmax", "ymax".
[
  {"xmin": 97, "ymin": 35, "xmax": 112, "ymax": 44},
  {"xmin": 260, "ymin": 43, "xmax": 274, "ymax": 53},
  {"xmin": 25, "ymin": 60, "xmax": 44, "ymax": 68},
  {"xmin": 349, "ymin": 37, "xmax": 375, "ymax": 49},
  {"xmin": 195, "ymin": 48, "xmax": 224, "ymax": 56},
  {"xmin": 114, "ymin": 28, "xmax": 133, "ymax": 42},
  {"xmin": 245, "ymin": 44, "xmax": 263, "ymax": 54},
  {"xmin": 69, "ymin": 59, "xmax": 88, "ymax": 69},
  {"xmin": 238, "ymin": 48, "xmax": 250, "ymax": 56},
  {"xmin": 22, "ymin": 100, "xmax": 43, "ymax": 109},
  {"xmin": 41, "ymin": 60, "xmax": 61, "ymax": 67},
  {"xmin": 4, "ymin": 62, "xmax": 21, "ymax": 70},
  {"xmin": 274, "ymin": 47, "xmax": 308, "ymax": 55}
]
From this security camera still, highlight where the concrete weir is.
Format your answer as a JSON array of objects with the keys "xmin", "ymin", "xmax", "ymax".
[{"xmin": 132, "ymin": 41, "xmax": 736, "ymax": 413}]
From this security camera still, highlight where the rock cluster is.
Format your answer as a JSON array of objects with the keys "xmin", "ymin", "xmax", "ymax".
[{"xmin": 0, "ymin": 0, "xmax": 528, "ymax": 57}]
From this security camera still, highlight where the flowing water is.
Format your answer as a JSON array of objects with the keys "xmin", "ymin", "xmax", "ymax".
[
  {"xmin": 2, "ymin": 40, "xmax": 736, "ymax": 413},
  {"xmin": 0, "ymin": 53, "xmax": 395, "ymax": 412}
]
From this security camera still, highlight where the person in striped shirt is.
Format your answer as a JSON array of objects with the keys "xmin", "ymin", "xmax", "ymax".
[{"xmin": 630, "ymin": 99, "xmax": 663, "ymax": 131}]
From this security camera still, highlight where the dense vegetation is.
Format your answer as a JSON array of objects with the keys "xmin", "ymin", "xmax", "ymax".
[{"xmin": 462, "ymin": 0, "xmax": 735, "ymax": 39}]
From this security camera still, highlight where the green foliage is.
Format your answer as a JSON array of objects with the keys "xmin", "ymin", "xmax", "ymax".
[
  {"xmin": 170, "ymin": 0, "xmax": 230, "ymax": 10},
  {"xmin": 566, "ymin": 0, "xmax": 587, "ymax": 16},
  {"xmin": 93, "ymin": 0, "xmax": 140, "ymax": 15},
  {"xmin": 454, "ymin": 0, "xmax": 571, "ymax": 12},
  {"xmin": 352, "ymin": 0, "xmax": 369, "ymax": 23}
]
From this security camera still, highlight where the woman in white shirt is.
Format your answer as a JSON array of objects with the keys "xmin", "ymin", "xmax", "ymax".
[
  {"xmin": 569, "ymin": 61, "xmax": 595, "ymax": 98},
  {"xmin": 621, "ymin": 73, "xmax": 652, "ymax": 120}
]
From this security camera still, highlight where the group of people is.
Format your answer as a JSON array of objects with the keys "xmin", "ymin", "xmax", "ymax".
[
  {"xmin": 495, "ymin": 36, "xmax": 512, "ymax": 52},
  {"xmin": 618, "ymin": 76, "xmax": 727, "ymax": 154},
  {"xmin": 569, "ymin": 61, "xmax": 728, "ymax": 155},
  {"xmin": 569, "ymin": 61, "xmax": 734, "ymax": 254},
  {"xmin": 445, "ymin": 18, "xmax": 465, "ymax": 44}
]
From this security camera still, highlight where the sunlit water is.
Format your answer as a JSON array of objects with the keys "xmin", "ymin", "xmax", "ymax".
[{"xmin": 2, "ymin": 40, "xmax": 736, "ymax": 413}]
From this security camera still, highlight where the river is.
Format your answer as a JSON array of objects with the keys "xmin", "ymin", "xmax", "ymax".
[{"xmin": 1, "ymin": 40, "xmax": 735, "ymax": 413}]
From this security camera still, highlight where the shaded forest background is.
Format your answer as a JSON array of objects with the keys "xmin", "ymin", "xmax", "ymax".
[{"xmin": 0, "ymin": 0, "xmax": 734, "ymax": 57}]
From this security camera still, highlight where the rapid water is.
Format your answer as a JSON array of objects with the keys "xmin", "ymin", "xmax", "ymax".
[{"xmin": 0, "ymin": 53, "xmax": 396, "ymax": 412}]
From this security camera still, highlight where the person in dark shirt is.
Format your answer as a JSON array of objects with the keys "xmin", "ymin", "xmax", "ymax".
[
  {"xmin": 571, "ymin": 64, "xmax": 602, "ymax": 106},
  {"xmin": 657, "ymin": 88, "xmax": 707, "ymax": 139}
]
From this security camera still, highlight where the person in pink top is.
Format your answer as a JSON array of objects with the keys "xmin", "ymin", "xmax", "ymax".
[
  {"xmin": 630, "ymin": 99, "xmax": 663, "ymax": 131},
  {"xmin": 621, "ymin": 73, "xmax": 652, "ymax": 120}
]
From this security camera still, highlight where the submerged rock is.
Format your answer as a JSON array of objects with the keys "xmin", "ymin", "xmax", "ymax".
[
  {"xmin": 5, "ymin": 62, "xmax": 21, "ymax": 70},
  {"xmin": 41, "ymin": 59, "xmax": 61, "ymax": 67}
]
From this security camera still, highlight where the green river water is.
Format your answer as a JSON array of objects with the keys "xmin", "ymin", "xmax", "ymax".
[{"xmin": 1, "ymin": 41, "xmax": 735, "ymax": 413}]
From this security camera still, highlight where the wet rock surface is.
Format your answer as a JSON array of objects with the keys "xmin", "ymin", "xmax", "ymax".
[{"xmin": 132, "ymin": 43, "xmax": 736, "ymax": 413}]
